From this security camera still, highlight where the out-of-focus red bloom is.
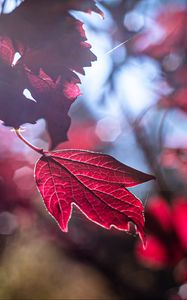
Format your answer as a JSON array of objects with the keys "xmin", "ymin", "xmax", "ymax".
[
  {"xmin": 173, "ymin": 200, "xmax": 187, "ymax": 250},
  {"xmin": 136, "ymin": 235, "xmax": 168, "ymax": 269},
  {"xmin": 135, "ymin": 196, "xmax": 187, "ymax": 274}
]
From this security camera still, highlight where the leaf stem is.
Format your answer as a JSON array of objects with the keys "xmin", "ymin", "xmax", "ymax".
[{"xmin": 14, "ymin": 128, "xmax": 44, "ymax": 155}]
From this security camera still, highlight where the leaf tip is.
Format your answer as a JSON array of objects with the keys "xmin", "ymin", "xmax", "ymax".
[
  {"xmin": 143, "ymin": 172, "xmax": 156, "ymax": 183},
  {"xmin": 138, "ymin": 230, "xmax": 147, "ymax": 249}
]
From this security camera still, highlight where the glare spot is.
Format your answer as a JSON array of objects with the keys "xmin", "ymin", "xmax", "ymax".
[
  {"xmin": 115, "ymin": 58, "xmax": 160, "ymax": 115},
  {"xmin": 179, "ymin": 283, "xmax": 187, "ymax": 299},
  {"xmin": 163, "ymin": 52, "xmax": 183, "ymax": 72},
  {"xmin": 1, "ymin": 0, "xmax": 22, "ymax": 13},
  {"xmin": 0, "ymin": 212, "xmax": 18, "ymax": 235},
  {"xmin": 23, "ymin": 89, "xmax": 36, "ymax": 102},
  {"xmin": 11, "ymin": 52, "xmax": 21, "ymax": 66},
  {"xmin": 124, "ymin": 11, "xmax": 144, "ymax": 32},
  {"xmin": 13, "ymin": 166, "xmax": 34, "ymax": 192},
  {"xmin": 95, "ymin": 116, "xmax": 121, "ymax": 142}
]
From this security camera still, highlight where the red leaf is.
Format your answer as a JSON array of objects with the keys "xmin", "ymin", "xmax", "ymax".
[
  {"xmin": 0, "ymin": 0, "xmax": 103, "ymax": 78},
  {"xmin": 35, "ymin": 150, "xmax": 154, "ymax": 243},
  {"xmin": 0, "ymin": 0, "xmax": 102, "ymax": 148}
]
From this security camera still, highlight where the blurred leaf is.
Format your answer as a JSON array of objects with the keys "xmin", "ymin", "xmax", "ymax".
[{"xmin": 132, "ymin": 6, "xmax": 187, "ymax": 58}]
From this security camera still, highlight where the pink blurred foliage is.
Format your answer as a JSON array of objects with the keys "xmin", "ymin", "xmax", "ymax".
[
  {"xmin": 133, "ymin": 6, "xmax": 187, "ymax": 58},
  {"xmin": 132, "ymin": 4, "xmax": 187, "ymax": 117},
  {"xmin": 0, "ymin": 125, "xmax": 37, "ymax": 232}
]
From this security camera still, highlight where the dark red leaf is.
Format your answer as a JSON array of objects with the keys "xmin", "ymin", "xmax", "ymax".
[
  {"xmin": 0, "ymin": 0, "xmax": 103, "ymax": 78},
  {"xmin": 24, "ymin": 68, "xmax": 80, "ymax": 149},
  {"xmin": 0, "ymin": 0, "xmax": 102, "ymax": 148},
  {"xmin": 0, "ymin": 42, "xmax": 72, "ymax": 147},
  {"xmin": 35, "ymin": 150, "xmax": 155, "ymax": 243},
  {"xmin": 0, "ymin": 37, "xmax": 37, "ymax": 127}
]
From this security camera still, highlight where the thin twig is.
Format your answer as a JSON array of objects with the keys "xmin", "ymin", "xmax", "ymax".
[
  {"xmin": 133, "ymin": 103, "xmax": 156, "ymax": 129},
  {"xmin": 157, "ymin": 109, "xmax": 169, "ymax": 152},
  {"xmin": 1, "ymin": 0, "xmax": 7, "ymax": 14}
]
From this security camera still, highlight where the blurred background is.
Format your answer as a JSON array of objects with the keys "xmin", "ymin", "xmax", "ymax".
[{"xmin": 1, "ymin": 0, "xmax": 187, "ymax": 299}]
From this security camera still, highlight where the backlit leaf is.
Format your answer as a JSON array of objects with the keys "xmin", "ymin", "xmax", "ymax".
[
  {"xmin": 0, "ymin": 0, "xmax": 102, "ymax": 148},
  {"xmin": 35, "ymin": 149, "xmax": 155, "ymax": 243}
]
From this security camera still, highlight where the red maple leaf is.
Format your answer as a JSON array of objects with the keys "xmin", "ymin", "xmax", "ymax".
[
  {"xmin": 35, "ymin": 149, "xmax": 154, "ymax": 243},
  {"xmin": 0, "ymin": 0, "xmax": 103, "ymax": 77},
  {"xmin": 0, "ymin": 0, "xmax": 102, "ymax": 148},
  {"xmin": 0, "ymin": 37, "xmax": 37, "ymax": 127}
]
